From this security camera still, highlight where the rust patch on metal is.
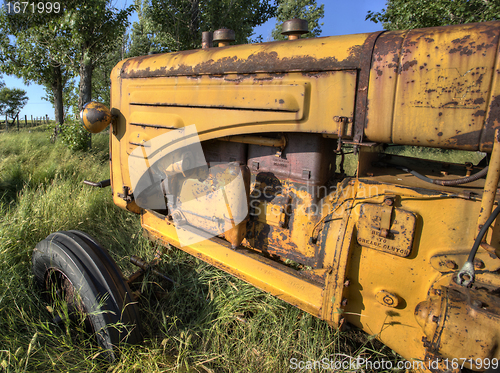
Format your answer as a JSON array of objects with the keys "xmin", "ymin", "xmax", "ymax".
[
  {"xmin": 451, "ymin": 35, "xmax": 471, "ymax": 44},
  {"xmin": 371, "ymin": 31, "xmax": 407, "ymax": 75},
  {"xmin": 447, "ymin": 129, "xmax": 482, "ymax": 149},
  {"xmin": 449, "ymin": 44, "xmax": 474, "ymax": 56},
  {"xmin": 121, "ymin": 44, "xmax": 364, "ymax": 78},
  {"xmin": 353, "ymin": 31, "xmax": 385, "ymax": 147},
  {"xmin": 401, "ymin": 59, "xmax": 418, "ymax": 72},
  {"xmin": 481, "ymin": 94, "xmax": 500, "ymax": 151}
]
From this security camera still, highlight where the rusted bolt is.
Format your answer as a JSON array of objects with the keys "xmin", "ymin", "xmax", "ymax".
[
  {"xmin": 474, "ymin": 259, "xmax": 485, "ymax": 269},
  {"xmin": 349, "ymin": 179, "xmax": 356, "ymax": 186},
  {"xmin": 384, "ymin": 198, "xmax": 394, "ymax": 206},
  {"xmin": 281, "ymin": 18, "xmax": 308, "ymax": 40},
  {"xmin": 341, "ymin": 298, "xmax": 348, "ymax": 306},
  {"xmin": 432, "ymin": 315, "xmax": 439, "ymax": 323},
  {"xmin": 333, "ymin": 116, "xmax": 340, "ymax": 122},
  {"xmin": 465, "ymin": 162, "xmax": 474, "ymax": 177},
  {"xmin": 213, "ymin": 28, "xmax": 235, "ymax": 47},
  {"xmin": 380, "ymin": 228, "xmax": 389, "ymax": 238},
  {"xmin": 445, "ymin": 260, "xmax": 457, "ymax": 269},
  {"xmin": 344, "ymin": 279, "xmax": 350, "ymax": 287}
]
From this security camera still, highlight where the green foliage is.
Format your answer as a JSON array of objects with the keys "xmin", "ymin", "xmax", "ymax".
[
  {"xmin": 58, "ymin": 121, "xmax": 90, "ymax": 151},
  {"xmin": 0, "ymin": 87, "xmax": 28, "ymax": 119},
  {"xmin": 148, "ymin": 0, "xmax": 277, "ymax": 51},
  {"xmin": 61, "ymin": 0, "xmax": 134, "ymax": 63},
  {"xmin": 92, "ymin": 35, "xmax": 127, "ymax": 107},
  {"xmin": 0, "ymin": 0, "xmax": 134, "ymax": 116},
  {"xmin": 127, "ymin": 0, "xmax": 176, "ymax": 56},
  {"xmin": 366, "ymin": 0, "xmax": 500, "ymax": 30},
  {"xmin": 272, "ymin": 0, "xmax": 325, "ymax": 41},
  {"xmin": 54, "ymin": 0, "xmax": 135, "ymax": 110},
  {"xmin": 43, "ymin": 78, "xmax": 79, "ymax": 121}
]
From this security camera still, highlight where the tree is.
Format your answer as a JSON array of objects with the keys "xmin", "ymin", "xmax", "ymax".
[
  {"xmin": 272, "ymin": 0, "xmax": 324, "ymax": 41},
  {"xmin": 92, "ymin": 34, "xmax": 128, "ymax": 108},
  {"xmin": 0, "ymin": 9, "xmax": 74, "ymax": 125},
  {"xmin": 366, "ymin": 0, "xmax": 500, "ymax": 30},
  {"xmin": 127, "ymin": 0, "xmax": 176, "ymax": 56},
  {"xmin": 149, "ymin": 0, "xmax": 277, "ymax": 51},
  {"xmin": 58, "ymin": 1, "xmax": 134, "ymax": 111},
  {"xmin": 0, "ymin": 87, "xmax": 28, "ymax": 120},
  {"xmin": 43, "ymin": 77, "xmax": 78, "ymax": 121},
  {"xmin": 1, "ymin": 1, "xmax": 133, "ymax": 121}
]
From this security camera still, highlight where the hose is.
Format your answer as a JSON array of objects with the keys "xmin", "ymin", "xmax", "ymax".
[
  {"xmin": 391, "ymin": 164, "xmax": 488, "ymax": 186},
  {"xmin": 457, "ymin": 204, "xmax": 500, "ymax": 287}
]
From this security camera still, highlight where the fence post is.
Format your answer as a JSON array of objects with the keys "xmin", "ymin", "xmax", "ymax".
[
  {"xmin": 31, "ymin": 115, "xmax": 33, "ymax": 127},
  {"xmin": 17, "ymin": 114, "xmax": 19, "ymax": 131},
  {"xmin": 5, "ymin": 115, "xmax": 7, "ymax": 131},
  {"xmin": 24, "ymin": 115, "xmax": 27, "ymax": 128}
]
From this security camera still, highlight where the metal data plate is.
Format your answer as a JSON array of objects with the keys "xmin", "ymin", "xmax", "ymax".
[{"xmin": 356, "ymin": 203, "xmax": 416, "ymax": 257}]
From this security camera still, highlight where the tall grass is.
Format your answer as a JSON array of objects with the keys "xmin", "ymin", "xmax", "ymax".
[{"xmin": 0, "ymin": 127, "xmax": 399, "ymax": 372}]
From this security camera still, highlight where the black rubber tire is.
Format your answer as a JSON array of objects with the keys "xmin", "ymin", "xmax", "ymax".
[{"xmin": 32, "ymin": 230, "xmax": 142, "ymax": 359}]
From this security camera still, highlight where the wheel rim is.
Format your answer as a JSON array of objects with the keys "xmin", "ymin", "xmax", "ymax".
[{"xmin": 45, "ymin": 268, "xmax": 92, "ymax": 330}]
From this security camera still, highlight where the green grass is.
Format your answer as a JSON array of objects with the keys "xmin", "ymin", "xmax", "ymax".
[
  {"xmin": 338, "ymin": 144, "xmax": 485, "ymax": 176},
  {"xmin": 0, "ymin": 127, "xmax": 401, "ymax": 372}
]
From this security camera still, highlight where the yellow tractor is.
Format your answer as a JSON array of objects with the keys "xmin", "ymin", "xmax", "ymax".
[{"xmin": 34, "ymin": 19, "xmax": 500, "ymax": 371}]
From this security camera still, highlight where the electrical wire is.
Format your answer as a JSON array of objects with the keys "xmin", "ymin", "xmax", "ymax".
[
  {"xmin": 382, "ymin": 162, "xmax": 488, "ymax": 186},
  {"xmin": 458, "ymin": 204, "xmax": 500, "ymax": 287}
]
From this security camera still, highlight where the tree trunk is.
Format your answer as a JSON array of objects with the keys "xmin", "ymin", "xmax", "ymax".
[
  {"xmin": 189, "ymin": 0, "xmax": 200, "ymax": 48},
  {"xmin": 78, "ymin": 49, "xmax": 93, "ymax": 149},
  {"xmin": 52, "ymin": 65, "xmax": 64, "ymax": 125},
  {"xmin": 78, "ymin": 57, "xmax": 93, "ymax": 111}
]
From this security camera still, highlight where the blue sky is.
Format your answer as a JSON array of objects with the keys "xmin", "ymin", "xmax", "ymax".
[{"xmin": 2, "ymin": 0, "xmax": 387, "ymax": 120}]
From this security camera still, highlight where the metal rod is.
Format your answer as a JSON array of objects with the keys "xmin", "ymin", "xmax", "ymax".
[
  {"xmin": 476, "ymin": 129, "xmax": 500, "ymax": 236},
  {"xmin": 83, "ymin": 179, "xmax": 111, "ymax": 188},
  {"xmin": 130, "ymin": 255, "xmax": 175, "ymax": 284},
  {"xmin": 202, "ymin": 31, "xmax": 213, "ymax": 49},
  {"xmin": 459, "ymin": 129, "xmax": 500, "ymax": 287}
]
